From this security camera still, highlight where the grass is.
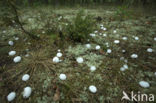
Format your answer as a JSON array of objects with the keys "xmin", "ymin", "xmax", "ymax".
[{"xmin": 0, "ymin": 5, "xmax": 156, "ymax": 103}]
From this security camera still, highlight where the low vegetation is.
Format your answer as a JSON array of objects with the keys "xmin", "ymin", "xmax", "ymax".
[{"xmin": 0, "ymin": 1, "xmax": 156, "ymax": 103}]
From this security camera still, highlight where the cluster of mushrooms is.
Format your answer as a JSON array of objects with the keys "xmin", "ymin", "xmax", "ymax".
[{"xmin": 6, "ymin": 23, "xmax": 156, "ymax": 102}]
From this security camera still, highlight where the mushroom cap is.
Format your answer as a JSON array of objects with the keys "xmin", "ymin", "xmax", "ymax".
[
  {"xmin": 107, "ymin": 49, "xmax": 112, "ymax": 53},
  {"xmin": 13, "ymin": 56, "xmax": 21, "ymax": 63},
  {"xmin": 147, "ymin": 48, "xmax": 153, "ymax": 53},
  {"xmin": 22, "ymin": 74, "xmax": 30, "ymax": 81},
  {"xmin": 114, "ymin": 40, "xmax": 120, "ymax": 44},
  {"xmin": 134, "ymin": 36, "xmax": 139, "ymax": 40},
  {"xmin": 7, "ymin": 92, "xmax": 16, "ymax": 102},
  {"xmin": 8, "ymin": 41, "xmax": 14, "ymax": 46},
  {"xmin": 59, "ymin": 74, "xmax": 66, "ymax": 80},
  {"xmin": 90, "ymin": 66, "xmax": 96, "ymax": 72},
  {"xmin": 23, "ymin": 87, "xmax": 32, "ymax": 98},
  {"xmin": 9, "ymin": 51, "xmax": 16, "ymax": 56},
  {"xmin": 86, "ymin": 44, "xmax": 91, "ymax": 48},
  {"xmin": 131, "ymin": 54, "xmax": 138, "ymax": 58},
  {"xmin": 139, "ymin": 81, "xmax": 150, "ymax": 88},
  {"xmin": 53, "ymin": 56, "xmax": 59, "ymax": 63},
  {"xmin": 57, "ymin": 52, "xmax": 63, "ymax": 57},
  {"xmin": 122, "ymin": 37, "xmax": 127, "ymax": 40},
  {"xmin": 89, "ymin": 85, "xmax": 97, "ymax": 93},
  {"xmin": 76, "ymin": 57, "xmax": 84, "ymax": 63},
  {"xmin": 95, "ymin": 45, "xmax": 100, "ymax": 50}
]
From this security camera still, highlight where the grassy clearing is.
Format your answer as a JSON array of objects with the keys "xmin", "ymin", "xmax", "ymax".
[{"xmin": 0, "ymin": 5, "xmax": 156, "ymax": 103}]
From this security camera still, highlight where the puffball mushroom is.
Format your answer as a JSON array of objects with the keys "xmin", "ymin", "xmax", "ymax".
[
  {"xmin": 101, "ymin": 27, "xmax": 107, "ymax": 31},
  {"xmin": 95, "ymin": 45, "xmax": 100, "ymax": 50},
  {"xmin": 90, "ymin": 33, "xmax": 96, "ymax": 37},
  {"xmin": 120, "ymin": 64, "xmax": 128, "ymax": 71},
  {"xmin": 14, "ymin": 37, "xmax": 19, "ymax": 41},
  {"xmin": 113, "ymin": 30, "xmax": 117, "ymax": 33},
  {"xmin": 58, "ymin": 49, "xmax": 61, "ymax": 52},
  {"xmin": 147, "ymin": 48, "xmax": 153, "ymax": 53},
  {"xmin": 13, "ymin": 56, "xmax": 21, "ymax": 63},
  {"xmin": 139, "ymin": 81, "xmax": 150, "ymax": 88},
  {"xmin": 89, "ymin": 85, "xmax": 97, "ymax": 93},
  {"xmin": 123, "ymin": 64, "xmax": 128, "ymax": 69},
  {"xmin": 122, "ymin": 37, "xmax": 127, "ymax": 40},
  {"xmin": 7, "ymin": 92, "xmax": 16, "ymax": 102},
  {"xmin": 86, "ymin": 44, "xmax": 91, "ymax": 49},
  {"xmin": 154, "ymin": 72, "xmax": 156, "ymax": 76},
  {"xmin": 100, "ymin": 24, "xmax": 103, "ymax": 27},
  {"xmin": 3, "ymin": 30, "xmax": 6, "ymax": 33},
  {"xmin": 25, "ymin": 54, "xmax": 29, "ymax": 57},
  {"xmin": 154, "ymin": 37, "xmax": 156, "ymax": 41},
  {"xmin": 131, "ymin": 54, "xmax": 138, "ymax": 59},
  {"xmin": 22, "ymin": 74, "xmax": 30, "ymax": 81},
  {"xmin": 9, "ymin": 51, "xmax": 16, "ymax": 56},
  {"xmin": 107, "ymin": 49, "xmax": 112, "ymax": 53},
  {"xmin": 90, "ymin": 66, "xmax": 96, "ymax": 72},
  {"xmin": 114, "ymin": 40, "xmax": 120, "ymax": 44},
  {"xmin": 134, "ymin": 36, "xmax": 139, "ymax": 40},
  {"xmin": 103, "ymin": 33, "xmax": 107, "ymax": 37},
  {"xmin": 57, "ymin": 52, "xmax": 62, "ymax": 57},
  {"xmin": 8, "ymin": 41, "xmax": 14, "ymax": 46},
  {"xmin": 76, "ymin": 57, "xmax": 84, "ymax": 63},
  {"xmin": 59, "ymin": 74, "xmax": 66, "ymax": 80},
  {"xmin": 120, "ymin": 67, "xmax": 126, "ymax": 71},
  {"xmin": 23, "ymin": 87, "xmax": 32, "ymax": 98},
  {"xmin": 52, "ymin": 56, "xmax": 59, "ymax": 63},
  {"xmin": 122, "ymin": 50, "xmax": 126, "ymax": 53},
  {"xmin": 94, "ymin": 31, "xmax": 98, "ymax": 33}
]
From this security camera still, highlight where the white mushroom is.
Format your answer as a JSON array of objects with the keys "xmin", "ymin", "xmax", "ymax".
[
  {"xmin": 122, "ymin": 50, "xmax": 126, "ymax": 53},
  {"xmin": 147, "ymin": 48, "xmax": 153, "ymax": 53},
  {"xmin": 76, "ymin": 57, "xmax": 84, "ymax": 63},
  {"xmin": 58, "ymin": 49, "xmax": 61, "ymax": 52},
  {"xmin": 7, "ymin": 92, "xmax": 16, "ymax": 102},
  {"xmin": 86, "ymin": 44, "xmax": 91, "ymax": 49},
  {"xmin": 114, "ymin": 40, "xmax": 120, "ymax": 44},
  {"xmin": 90, "ymin": 66, "xmax": 96, "ymax": 72},
  {"xmin": 113, "ymin": 30, "xmax": 117, "ymax": 33},
  {"xmin": 9, "ymin": 51, "xmax": 16, "ymax": 56},
  {"xmin": 103, "ymin": 33, "xmax": 107, "ymax": 37},
  {"xmin": 95, "ymin": 45, "xmax": 100, "ymax": 50},
  {"xmin": 120, "ymin": 67, "xmax": 126, "ymax": 71},
  {"xmin": 14, "ymin": 37, "xmax": 19, "ymax": 41},
  {"xmin": 122, "ymin": 37, "xmax": 127, "ymax": 40},
  {"xmin": 59, "ymin": 74, "xmax": 66, "ymax": 80},
  {"xmin": 134, "ymin": 36, "xmax": 139, "ymax": 40},
  {"xmin": 89, "ymin": 85, "xmax": 97, "ymax": 93},
  {"xmin": 52, "ymin": 56, "xmax": 59, "ymax": 63},
  {"xmin": 131, "ymin": 54, "xmax": 138, "ymax": 59},
  {"xmin": 139, "ymin": 81, "xmax": 150, "ymax": 88},
  {"xmin": 23, "ymin": 87, "xmax": 32, "ymax": 98},
  {"xmin": 8, "ymin": 41, "xmax": 14, "ymax": 46},
  {"xmin": 22, "ymin": 74, "xmax": 30, "ymax": 81},
  {"xmin": 107, "ymin": 49, "xmax": 112, "ymax": 53},
  {"xmin": 57, "ymin": 52, "xmax": 62, "ymax": 57},
  {"xmin": 13, "ymin": 56, "xmax": 21, "ymax": 63},
  {"xmin": 90, "ymin": 33, "xmax": 96, "ymax": 37}
]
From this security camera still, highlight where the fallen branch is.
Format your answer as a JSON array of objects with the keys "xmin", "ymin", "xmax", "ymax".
[{"xmin": 7, "ymin": 0, "xmax": 39, "ymax": 39}]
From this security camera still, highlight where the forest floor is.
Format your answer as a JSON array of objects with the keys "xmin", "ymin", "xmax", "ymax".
[{"xmin": 0, "ymin": 6, "xmax": 156, "ymax": 103}]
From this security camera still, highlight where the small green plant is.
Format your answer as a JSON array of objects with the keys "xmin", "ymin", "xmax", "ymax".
[
  {"xmin": 66, "ymin": 10, "xmax": 95, "ymax": 42},
  {"xmin": 115, "ymin": 5, "xmax": 133, "ymax": 20}
]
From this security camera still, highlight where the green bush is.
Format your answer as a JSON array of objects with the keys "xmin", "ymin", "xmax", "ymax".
[
  {"xmin": 66, "ymin": 10, "xmax": 95, "ymax": 42},
  {"xmin": 114, "ymin": 5, "xmax": 134, "ymax": 20}
]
